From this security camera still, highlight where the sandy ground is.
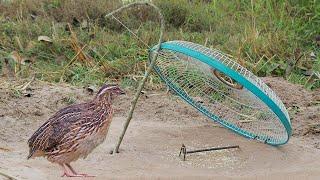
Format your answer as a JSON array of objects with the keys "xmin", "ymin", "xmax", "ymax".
[{"xmin": 0, "ymin": 77, "xmax": 319, "ymax": 180}]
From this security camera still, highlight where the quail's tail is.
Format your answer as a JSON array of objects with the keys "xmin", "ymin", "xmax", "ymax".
[
  {"xmin": 27, "ymin": 147, "xmax": 36, "ymax": 159},
  {"xmin": 27, "ymin": 152, "xmax": 33, "ymax": 159}
]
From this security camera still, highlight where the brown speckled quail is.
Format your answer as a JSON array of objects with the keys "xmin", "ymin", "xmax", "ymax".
[{"xmin": 27, "ymin": 84, "xmax": 125, "ymax": 177}]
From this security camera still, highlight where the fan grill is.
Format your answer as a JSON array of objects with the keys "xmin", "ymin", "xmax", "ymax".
[{"xmin": 150, "ymin": 41, "xmax": 291, "ymax": 145}]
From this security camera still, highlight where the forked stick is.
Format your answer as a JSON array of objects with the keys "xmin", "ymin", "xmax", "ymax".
[{"xmin": 105, "ymin": 2, "xmax": 165, "ymax": 154}]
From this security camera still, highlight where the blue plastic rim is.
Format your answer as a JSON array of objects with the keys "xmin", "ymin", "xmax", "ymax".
[{"xmin": 149, "ymin": 41, "xmax": 292, "ymax": 146}]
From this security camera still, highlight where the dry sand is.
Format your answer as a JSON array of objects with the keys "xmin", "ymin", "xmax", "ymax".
[{"xmin": 0, "ymin": 77, "xmax": 319, "ymax": 180}]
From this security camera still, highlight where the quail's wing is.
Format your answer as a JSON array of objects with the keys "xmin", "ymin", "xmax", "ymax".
[
  {"xmin": 27, "ymin": 102, "xmax": 95, "ymax": 156},
  {"xmin": 45, "ymin": 105, "xmax": 110, "ymax": 155}
]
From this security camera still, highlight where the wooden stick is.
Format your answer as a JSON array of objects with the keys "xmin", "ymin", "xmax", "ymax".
[{"xmin": 106, "ymin": 2, "xmax": 165, "ymax": 154}]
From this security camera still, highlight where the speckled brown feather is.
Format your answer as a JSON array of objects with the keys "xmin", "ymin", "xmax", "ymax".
[{"xmin": 27, "ymin": 85, "xmax": 122, "ymax": 163}]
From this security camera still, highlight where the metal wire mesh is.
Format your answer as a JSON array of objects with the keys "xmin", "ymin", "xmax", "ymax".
[{"xmin": 149, "ymin": 41, "xmax": 291, "ymax": 145}]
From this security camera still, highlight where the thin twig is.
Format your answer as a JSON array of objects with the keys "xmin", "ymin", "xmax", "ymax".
[
  {"xmin": 59, "ymin": 45, "xmax": 87, "ymax": 82},
  {"xmin": 0, "ymin": 171, "xmax": 18, "ymax": 180},
  {"xmin": 106, "ymin": 1, "xmax": 165, "ymax": 154},
  {"xmin": 67, "ymin": 23, "xmax": 93, "ymax": 66},
  {"xmin": 19, "ymin": 75, "xmax": 35, "ymax": 91}
]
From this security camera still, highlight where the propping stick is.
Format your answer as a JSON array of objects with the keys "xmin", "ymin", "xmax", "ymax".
[{"xmin": 105, "ymin": 2, "xmax": 165, "ymax": 154}]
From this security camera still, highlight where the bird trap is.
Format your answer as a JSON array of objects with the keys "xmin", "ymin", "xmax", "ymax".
[
  {"xmin": 107, "ymin": 2, "xmax": 292, "ymax": 152},
  {"xmin": 149, "ymin": 41, "xmax": 292, "ymax": 145}
]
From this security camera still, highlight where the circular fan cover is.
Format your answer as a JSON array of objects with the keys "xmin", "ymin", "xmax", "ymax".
[{"xmin": 149, "ymin": 41, "xmax": 291, "ymax": 145}]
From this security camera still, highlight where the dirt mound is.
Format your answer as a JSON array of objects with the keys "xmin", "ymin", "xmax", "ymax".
[{"xmin": 262, "ymin": 77, "xmax": 319, "ymax": 107}]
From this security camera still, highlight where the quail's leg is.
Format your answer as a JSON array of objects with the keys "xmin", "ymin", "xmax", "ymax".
[
  {"xmin": 60, "ymin": 164, "xmax": 83, "ymax": 177},
  {"xmin": 66, "ymin": 163, "xmax": 95, "ymax": 177}
]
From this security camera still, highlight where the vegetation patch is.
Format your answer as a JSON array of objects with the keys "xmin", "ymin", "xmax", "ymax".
[{"xmin": 0, "ymin": 0, "xmax": 319, "ymax": 89}]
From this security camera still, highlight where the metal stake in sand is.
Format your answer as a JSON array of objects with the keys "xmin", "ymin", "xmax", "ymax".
[
  {"xmin": 179, "ymin": 144, "xmax": 240, "ymax": 161},
  {"xmin": 105, "ymin": 2, "xmax": 165, "ymax": 154}
]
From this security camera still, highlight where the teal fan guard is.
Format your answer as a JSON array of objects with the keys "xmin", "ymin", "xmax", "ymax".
[{"xmin": 149, "ymin": 41, "xmax": 292, "ymax": 145}]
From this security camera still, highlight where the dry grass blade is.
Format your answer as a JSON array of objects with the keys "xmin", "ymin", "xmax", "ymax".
[
  {"xmin": 0, "ymin": 147, "xmax": 11, "ymax": 152},
  {"xmin": 59, "ymin": 44, "xmax": 88, "ymax": 82},
  {"xmin": 14, "ymin": 36, "xmax": 24, "ymax": 52},
  {"xmin": 9, "ymin": 51, "xmax": 24, "ymax": 74},
  {"xmin": 17, "ymin": 75, "xmax": 35, "ymax": 91},
  {"xmin": 304, "ymin": 71, "xmax": 320, "ymax": 88},
  {"xmin": 67, "ymin": 23, "xmax": 93, "ymax": 67},
  {"xmin": 38, "ymin": 36, "xmax": 53, "ymax": 43},
  {"xmin": 1, "ymin": 58, "xmax": 15, "ymax": 79}
]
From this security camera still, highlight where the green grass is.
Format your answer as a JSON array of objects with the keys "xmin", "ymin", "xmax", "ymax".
[{"xmin": 0, "ymin": 0, "xmax": 319, "ymax": 89}]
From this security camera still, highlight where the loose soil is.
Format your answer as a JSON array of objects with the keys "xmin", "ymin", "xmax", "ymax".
[{"xmin": 0, "ymin": 77, "xmax": 319, "ymax": 180}]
